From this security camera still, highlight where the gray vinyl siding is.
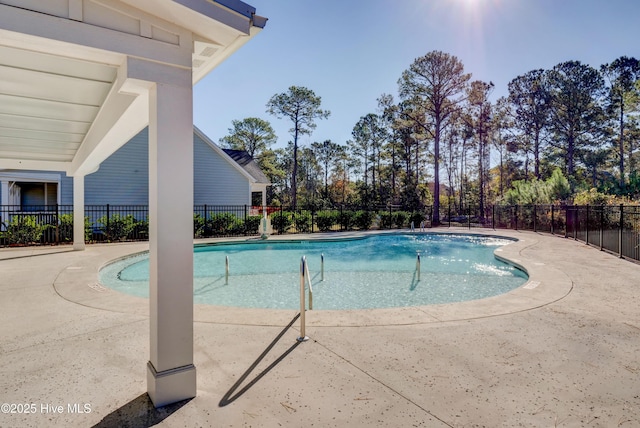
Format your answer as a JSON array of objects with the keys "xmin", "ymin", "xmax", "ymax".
[
  {"xmin": 60, "ymin": 175, "xmax": 73, "ymax": 204},
  {"xmin": 193, "ymin": 133, "xmax": 250, "ymax": 205},
  {"xmin": 85, "ymin": 128, "xmax": 251, "ymax": 205},
  {"xmin": 3, "ymin": 127, "xmax": 251, "ymax": 207},
  {"xmin": 84, "ymin": 128, "xmax": 149, "ymax": 205}
]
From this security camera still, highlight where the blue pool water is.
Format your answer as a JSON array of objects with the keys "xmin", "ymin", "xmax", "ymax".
[{"xmin": 99, "ymin": 233, "xmax": 528, "ymax": 310}]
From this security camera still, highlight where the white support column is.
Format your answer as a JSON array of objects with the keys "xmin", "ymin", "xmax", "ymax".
[
  {"xmin": 146, "ymin": 77, "xmax": 196, "ymax": 407},
  {"xmin": 73, "ymin": 175, "xmax": 85, "ymax": 251}
]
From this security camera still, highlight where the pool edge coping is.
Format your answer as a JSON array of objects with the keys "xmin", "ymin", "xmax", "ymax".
[{"xmin": 53, "ymin": 229, "xmax": 573, "ymax": 327}]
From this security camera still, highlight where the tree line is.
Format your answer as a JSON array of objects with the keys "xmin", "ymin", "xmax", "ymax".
[{"xmin": 219, "ymin": 51, "xmax": 640, "ymax": 222}]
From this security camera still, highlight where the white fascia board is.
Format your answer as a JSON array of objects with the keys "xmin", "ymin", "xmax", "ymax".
[
  {"xmin": 193, "ymin": 125, "xmax": 256, "ymax": 183},
  {"xmin": 140, "ymin": 0, "xmax": 253, "ymax": 35},
  {"xmin": 211, "ymin": 0, "xmax": 256, "ymax": 19},
  {"xmin": 0, "ymin": 4, "xmax": 191, "ymax": 68},
  {"xmin": 120, "ymin": 0, "xmax": 265, "ymax": 84}
]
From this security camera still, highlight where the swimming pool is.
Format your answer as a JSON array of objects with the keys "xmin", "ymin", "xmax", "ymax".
[{"xmin": 99, "ymin": 233, "xmax": 528, "ymax": 310}]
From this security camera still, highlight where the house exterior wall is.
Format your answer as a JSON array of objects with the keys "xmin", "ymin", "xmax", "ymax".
[
  {"xmin": 60, "ymin": 175, "xmax": 73, "ymax": 204},
  {"xmin": 1, "ymin": 128, "xmax": 254, "ymax": 207},
  {"xmin": 193, "ymin": 133, "xmax": 250, "ymax": 205},
  {"xmin": 84, "ymin": 128, "xmax": 150, "ymax": 205}
]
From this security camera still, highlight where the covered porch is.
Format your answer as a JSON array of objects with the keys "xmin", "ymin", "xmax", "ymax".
[{"xmin": 0, "ymin": 0, "xmax": 265, "ymax": 407}]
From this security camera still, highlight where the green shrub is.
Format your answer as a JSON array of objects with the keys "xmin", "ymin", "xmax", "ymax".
[
  {"xmin": 409, "ymin": 211, "xmax": 426, "ymax": 228},
  {"xmin": 58, "ymin": 213, "xmax": 92, "ymax": 242},
  {"xmin": 209, "ymin": 212, "xmax": 241, "ymax": 236},
  {"xmin": 194, "ymin": 214, "xmax": 206, "ymax": 238},
  {"xmin": 316, "ymin": 210, "xmax": 338, "ymax": 231},
  {"xmin": 228, "ymin": 217, "xmax": 246, "ymax": 235},
  {"xmin": 338, "ymin": 210, "xmax": 356, "ymax": 230},
  {"xmin": 379, "ymin": 212, "xmax": 393, "ymax": 229},
  {"xmin": 97, "ymin": 214, "xmax": 142, "ymax": 241},
  {"xmin": 195, "ymin": 213, "xmax": 260, "ymax": 237},
  {"xmin": 393, "ymin": 211, "xmax": 410, "ymax": 228},
  {"xmin": 131, "ymin": 216, "xmax": 149, "ymax": 239},
  {"xmin": 573, "ymin": 188, "xmax": 611, "ymax": 206},
  {"xmin": 245, "ymin": 215, "xmax": 262, "ymax": 234},
  {"xmin": 293, "ymin": 211, "xmax": 312, "ymax": 233},
  {"xmin": 6, "ymin": 215, "xmax": 43, "ymax": 245},
  {"xmin": 271, "ymin": 211, "xmax": 293, "ymax": 233},
  {"xmin": 59, "ymin": 213, "xmax": 73, "ymax": 242},
  {"xmin": 503, "ymin": 169, "xmax": 570, "ymax": 205},
  {"xmin": 354, "ymin": 210, "xmax": 374, "ymax": 230}
]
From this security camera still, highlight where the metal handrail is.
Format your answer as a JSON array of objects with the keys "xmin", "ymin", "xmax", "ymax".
[
  {"xmin": 225, "ymin": 255, "xmax": 229, "ymax": 284},
  {"xmin": 298, "ymin": 256, "xmax": 310, "ymax": 342},
  {"xmin": 416, "ymin": 252, "xmax": 421, "ymax": 281},
  {"xmin": 304, "ymin": 258, "xmax": 313, "ymax": 310}
]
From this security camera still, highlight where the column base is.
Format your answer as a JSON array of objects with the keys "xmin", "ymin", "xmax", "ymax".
[
  {"xmin": 147, "ymin": 361, "xmax": 196, "ymax": 408},
  {"xmin": 73, "ymin": 242, "xmax": 85, "ymax": 251}
]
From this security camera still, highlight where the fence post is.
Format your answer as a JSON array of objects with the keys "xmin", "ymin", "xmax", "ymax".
[
  {"xmin": 619, "ymin": 204, "xmax": 624, "ymax": 258},
  {"xmin": 564, "ymin": 206, "xmax": 568, "ymax": 239},
  {"xmin": 573, "ymin": 205, "xmax": 580, "ymax": 241},
  {"xmin": 106, "ymin": 204, "xmax": 110, "ymax": 240},
  {"xmin": 551, "ymin": 205, "xmax": 555, "ymax": 235},
  {"xmin": 514, "ymin": 205, "xmax": 518, "ymax": 231},
  {"xmin": 533, "ymin": 204, "xmax": 536, "ymax": 232},
  {"xmin": 492, "ymin": 205, "xmax": 495, "ymax": 230},
  {"xmin": 55, "ymin": 203, "xmax": 60, "ymax": 244},
  {"xmin": 585, "ymin": 204, "xmax": 589, "ymax": 246},
  {"xmin": 467, "ymin": 206, "xmax": 471, "ymax": 229},
  {"xmin": 599, "ymin": 205, "xmax": 604, "ymax": 251}
]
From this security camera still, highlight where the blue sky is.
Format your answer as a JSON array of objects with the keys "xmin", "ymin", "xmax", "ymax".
[{"xmin": 194, "ymin": 0, "xmax": 639, "ymax": 154}]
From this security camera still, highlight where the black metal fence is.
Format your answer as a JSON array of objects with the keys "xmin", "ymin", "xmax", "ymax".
[
  {"xmin": 0, "ymin": 204, "xmax": 431, "ymax": 246},
  {"xmin": 0, "ymin": 204, "xmax": 151, "ymax": 245},
  {"xmin": 264, "ymin": 205, "xmax": 431, "ymax": 235},
  {"xmin": 440, "ymin": 204, "xmax": 640, "ymax": 263},
  {"xmin": 2, "ymin": 203, "xmax": 639, "ymax": 263}
]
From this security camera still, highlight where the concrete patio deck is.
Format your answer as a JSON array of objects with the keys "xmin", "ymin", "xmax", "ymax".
[{"xmin": 0, "ymin": 228, "xmax": 638, "ymax": 427}]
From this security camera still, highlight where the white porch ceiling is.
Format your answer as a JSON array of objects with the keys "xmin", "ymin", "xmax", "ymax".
[
  {"xmin": 0, "ymin": 0, "xmax": 265, "ymax": 175},
  {"xmin": 0, "ymin": 44, "xmax": 117, "ymax": 164}
]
